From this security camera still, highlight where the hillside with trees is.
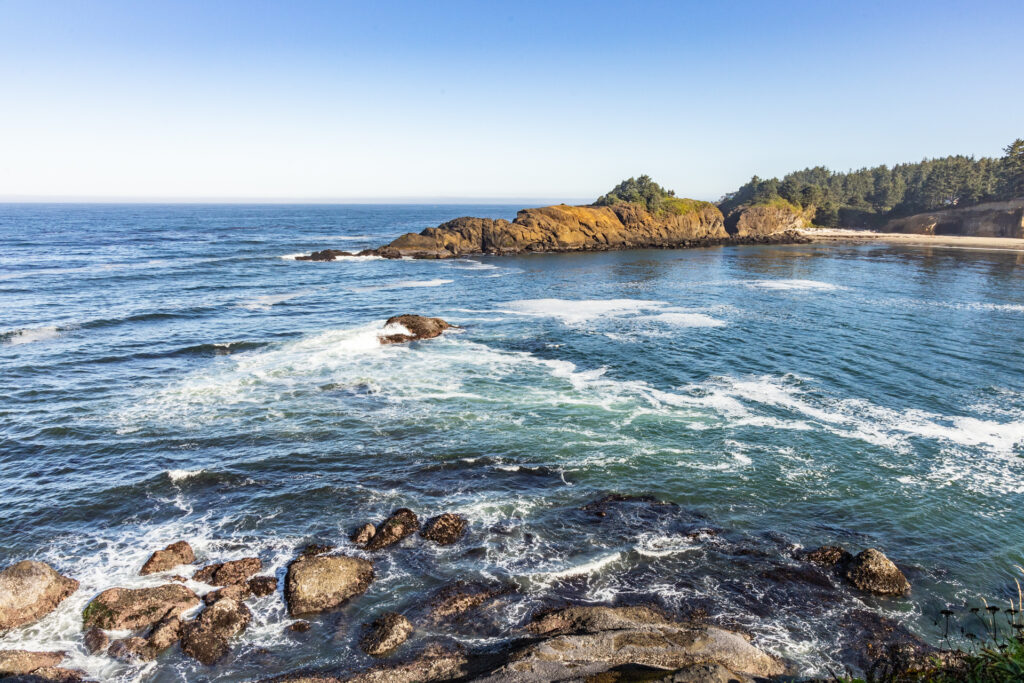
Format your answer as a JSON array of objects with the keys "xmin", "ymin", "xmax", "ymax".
[{"xmin": 719, "ymin": 138, "xmax": 1024, "ymax": 228}]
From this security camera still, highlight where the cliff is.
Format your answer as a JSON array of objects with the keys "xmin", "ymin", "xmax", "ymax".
[
  {"xmin": 882, "ymin": 198, "xmax": 1024, "ymax": 238},
  {"xmin": 723, "ymin": 199, "xmax": 815, "ymax": 238},
  {"xmin": 298, "ymin": 199, "xmax": 810, "ymax": 261}
]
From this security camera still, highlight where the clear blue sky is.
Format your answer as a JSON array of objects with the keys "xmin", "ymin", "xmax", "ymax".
[{"xmin": 1, "ymin": 0, "xmax": 1021, "ymax": 202}]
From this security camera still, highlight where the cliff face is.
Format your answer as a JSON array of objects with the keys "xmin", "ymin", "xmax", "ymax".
[
  {"xmin": 724, "ymin": 202, "xmax": 814, "ymax": 238},
  {"xmin": 882, "ymin": 199, "xmax": 1024, "ymax": 238},
  {"xmin": 377, "ymin": 201, "xmax": 730, "ymax": 259}
]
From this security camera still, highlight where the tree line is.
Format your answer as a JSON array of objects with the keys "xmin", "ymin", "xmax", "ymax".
[{"xmin": 719, "ymin": 138, "xmax": 1024, "ymax": 227}]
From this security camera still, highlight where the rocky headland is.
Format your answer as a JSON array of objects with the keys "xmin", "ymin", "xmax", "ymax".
[{"xmin": 882, "ymin": 198, "xmax": 1024, "ymax": 238}]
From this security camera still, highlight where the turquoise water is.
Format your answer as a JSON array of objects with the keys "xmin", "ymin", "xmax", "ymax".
[{"xmin": 2, "ymin": 204, "xmax": 1023, "ymax": 680}]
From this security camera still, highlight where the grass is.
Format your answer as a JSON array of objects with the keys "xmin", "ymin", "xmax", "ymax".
[{"xmin": 659, "ymin": 197, "xmax": 716, "ymax": 216}]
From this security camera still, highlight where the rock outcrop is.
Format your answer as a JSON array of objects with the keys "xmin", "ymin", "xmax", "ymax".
[
  {"xmin": 181, "ymin": 597, "xmax": 251, "ymax": 665},
  {"xmin": 0, "ymin": 651, "xmax": 65, "ymax": 676},
  {"xmin": 0, "ymin": 561, "xmax": 79, "ymax": 632},
  {"xmin": 363, "ymin": 509, "xmax": 419, "ymax": 551},
  {"xmin": 107, "ymin": 613, "xmax": 182, "ymax": 662},
  {"xmin": 82, "ymin": 584, "xmax": 200, "ymax": 630},
  {"xmin": 378, "ymin": 316, "xmax": 451, "ymax": 345},
  {"xmin": 350, "ymin": 524, "xmax": 376, "ymax": 547},
  {"xmin": 419, "ymin": 513, "xmax": 467, "ymax": 545},
  {"xmin": 284, "ymin": 554, "xmax": 374, "ymax": 616},
  {"xmin": 248, "ymin": 576, "xmax": 277, "ymax": 597},
  {"xmin": 358, "ymin": 612, "xmax": 413, "ymax": 657},
  {"xmin": 883, "ymin": 198, "xmax": 1024, "ymax": 237},
  {"xmin": 725, "ymin": 201, "xmax": 814, "ymax": 237},
  {"xmin": 141, "ymin": 541, "xmax": 195, "ymax": 575},
  {"xmin": 193, "ymin": 557, "xmax": 262, "ymax": 586},
  {"xmin": 844, "ymin": 549, "xmax": 911, "ymax": 595}
]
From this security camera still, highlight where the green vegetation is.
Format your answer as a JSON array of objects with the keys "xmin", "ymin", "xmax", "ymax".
[
  {"xmin": 595, "ymin": 175, "xmax": 677, "ymax": 213},
  {"xmin": 720, "ymin": 138, "xmax": 1024, "ymax": 228},
  {"xmin": 662, "ymin": 196, "xmax": 715, "ymax": 216}
]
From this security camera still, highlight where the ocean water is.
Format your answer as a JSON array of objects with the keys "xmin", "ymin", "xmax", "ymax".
[{"xmin": 1, "ymin": 203, "xmax": 1023, "ymax": 681}]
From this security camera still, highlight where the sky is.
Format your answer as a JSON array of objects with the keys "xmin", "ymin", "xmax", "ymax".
[{"xmin": 1, "ymin": 0, "xmax": 1021, "ymax": 203}]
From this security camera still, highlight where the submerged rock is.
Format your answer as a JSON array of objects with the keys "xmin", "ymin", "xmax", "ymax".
[
  {"xmin": 140, "ymin": 541, "xmax": 195, "ymax": 575},
  {"xmin": 82, "ymin": 627, "xmax": 109, "ymax": 654},
  {"xmin": 82, "ymin": 584, "xmax": 200, "ymax": 630},
  {"xmin": 844, "ymin": 549, "xmax": 910, "ymax": 595},
  {"xmin": 426, "ymin": 581, "xmax": 510, "ymax": 623},
  {"xmin": 350, "ymin": 524, "xmax": 376, "ymax": 547},
  {"xmin": 797, "ymin": 545, "xmax": 852, "ymax": 568},
  {"xmin": 0, "ymin": 561, "xmax": 79, "ymax": 632},
  {"xmin": 181, "ymin": 597, "xmax": 251, "ymax": 665},
  {"xmin": 359, "ymin": 612, "xmax": 413, "ymax": 657},
  {"xmin": 378, "ymin": 316, "xmax": 451, "ymax": 345},
  {"xmin": 0, "ymin": 651, "xmax": 65, "ymax": 676},
  {"xmin": 364, "ymin": 509, "xmax": 419, "ymax": 550},
  {"xmin": 193, "ymin": 557, "xmax": 262, "ymax": 586},
  {"xmin": 284, "ymin": 554, "xmax": 374, "ymax": 616},
  {"xmin": 295, "ymin": 249, "xmax": 354, "ymax": 261},
  {"xmin": 420, "ymin": 513, "xmax": 467, "ymax": 545}
]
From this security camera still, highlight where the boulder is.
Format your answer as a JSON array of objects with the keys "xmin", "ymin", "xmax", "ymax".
[
  {"xmin": 82, "ymin": 584, "xmax": 200, "ymax": 630},
  {"xmin": 248, "ymin": 575, "xmax": 277, "ymax": 597},
  {"xmin": 426, "ymin": 581, "xmax": 509, "ymax": 623},
  {"xmin": 295, "ymin": 249, "xmax": 354, "ymax": 261},
  {"xmin": 844, "ymin": 549, "xmax": 910, "ymax": 595},
  {"xmin": 83, "ymin": 627, "xmax": 109, "ymax": 654},
  {"xmin": 3, "ymin": 666, "xmax": 85, "ymax": 682},
  {"xmin": 350, "ymin": 524, "xmax": 376, "ymax": 547},
  {"xmin": 300, "ymin": 544, "xmax": 335, "ymax": 558},
  {"xmin": 107, "ymin": 636, "xmax": 147, "ymax": 662},
  {"xmin": 0, "ymin": 651, "xmax": 65, "ymax": 676},
  {"xmin": 378, "ymin": 316, "xmax": 451, "ymax": 345},
  {"xmin": 288, "ymin": 620, "xmax": 311, "ymax": 633},
  {"xmin": 181, "ymin": 597, "xmax": 251, "ymax": 665},
  {"xmin": 798, "ymin": 545, "xmax": 852, "ymax": 568},
  {"xmin": 0, "ymin": 561, "xmax": 79, "ymax": 631},
  {"xmin": 140, "ymin": 541, "xmax": 195, "ymax": 575},
  {"xmin": 204, "ymin": 583, "xmax": 252, "ymax": 605},
  {"xmin": 420, "ymin": 514, "xmax": 467, "ymax": 546},
  {"xmin": 364, "ymin": 509, "xmax": 419, "ymax": 551},
  {"xmin": 193, "ymin": 557, "xmax": 262, "ymax": 586},
  {"xmin": 359, "ymin": 612, "xmax": 413, "ymax": 657},
  {"xmin": 341, "ymin": 643, "xmax": 469, "ymax": 683},
  {"xmin": 284, "ymin": 554, "xmax": 374, "ymax": 616}
]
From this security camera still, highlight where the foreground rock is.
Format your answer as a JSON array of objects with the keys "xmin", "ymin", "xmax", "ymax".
[
  {"xmin": 363, "ymin": 509, "xmax": 419, "ymax": 551},
  {"xmin": 378, "ymin": 316, "xmax": 451, "ymax": 345},
  {"xmin": 359, "ymin": 612, "xmax": 413, "ymax": 657},
  {"xmin": 193, "ymin": 557, "xmax": 262, "ymax": 586},
  {"xmin": 248, "ymin": 575, "xmax": 277, "ymax": 597},
  {"xmin": 0, "ymin": 562, "xmax": 78, "ymax": 633},
  {"xmin": 82, "ymin": 584, "xmax": 200, "ymax": 630},
  {"xmin": 140, "ymin": 541, "xmax": 195, "ymax": 575},
  {"xmin": 284, "ymin": 554, "xmax": 374, "ymax": 616},
  {"xmin": 474, "ymin": 605, "xmax": 785, "ymax": 682},
  {"xmin": 350, "ymin": 524, "xmax": 376, "ymax": 547},
  {"xmin": 419, "ymin": 513, "xmax": 467, "ymax": 545},
  {"xmin": 844, "ymin": 549, "xmax": 911, "ymax": 595},
  {"xmin": 340, "ymin": 643, "xmax": 469, "ymax": 682},
  {"xmin": 108, "ymin": 613, "xmax": 184, "ymax": 664},
  {"xmin": 0, "ymin": 651, "xmax": 65, "ymax": 676},
  {"xmin": 181, "ymin": 598, "xmax": 251, "ymax": 665}
]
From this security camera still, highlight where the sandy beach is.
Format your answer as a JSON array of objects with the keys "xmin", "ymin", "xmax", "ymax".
[{"xmin": 804, "ymin": 228, "xmax": 1024, "ymax": 251}]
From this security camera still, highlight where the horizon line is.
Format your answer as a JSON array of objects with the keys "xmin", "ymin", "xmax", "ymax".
[{"xmin": 0, "ymin": 195, "xmax": 603, "ymax": 206}]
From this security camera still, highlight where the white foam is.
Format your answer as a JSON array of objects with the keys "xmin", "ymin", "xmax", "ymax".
[
  {"xmin": 634, "ymin": 533, "xmax": 698, "ymax": 558},
  {"xmin": 3, "ymin": 325, "xmax": 62, "ymax": 345},
  {"xmin": 640, "ymin": 312, "xmax": 725, "ymax": 327},
  {"xmin": 744, "ymin": 279, "xmax": 841, "ymax": 291},
  {"xmin": 239, "ymin": 290, "xmax": 311, "ymax": 310},
  {"xmin": 505, "ymin": 298, "xmax": 668, "ymax": 324},
  {"xmin": 166, "ymin": 468, "xmax": 204, "ymax": 482},
  {"xmin": 353, "ymin": 278, "xmax": 453, "ymax": 292},
  {"xmin": 529, "ymin": 551, "xmax": 623, "ymax": 580}
]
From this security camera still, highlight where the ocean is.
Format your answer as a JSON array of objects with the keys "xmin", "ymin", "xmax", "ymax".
[{"xmin": 2, "ymin": 203, "xmax": 1023, "ymax": 680}]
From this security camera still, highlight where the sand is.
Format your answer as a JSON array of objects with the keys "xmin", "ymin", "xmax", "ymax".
[{"xmin": 804, "ymin": 228, "xmax": 1024, "ymax": 252}]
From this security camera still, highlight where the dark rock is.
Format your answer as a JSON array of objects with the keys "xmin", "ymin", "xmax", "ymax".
[
  {"xmin": 426, "ymin": 581, "xmax": 510, "ymax": 623},
  {"xmin": 295, "ymin": 249, "xmax": 354, "ymax": 261},
  {"xmin": 146, "ymin": 613, "xmax": 183, "ymax": 657},
  {"xmin": 82, "ymin": 627, "xmax": 109, "ymax": 654},
  {"xmin": 300, "ymin": 544, "xmax": 335, "ymax": 558},
  {"xmin": 359, "ymin": 612, "xmax": 413, "ymax": 657},
  {"xmin": 378, "ymin": 316, "xmax": 451, "ymax": 345},
  {"xmin": 193, "ymin": 557, "xmax": 262, "ymax": 586},
  {"xmin": 284, "ymin": 554, "xmax": 373, "ymax": 616},
  {"xmin": 107, "ymin": 637, "xmax": 147, "ymax": 662},
  {"xmin": 248, "ymin": 575, "xmax": 277, "ymax": 597},
  {"xmin": 140, "ymin": 541, "xmax": 195, "ymax": 575},
  {"xmin": 844, "ymin": 549, "xmax": 910, "ymax": 595},
  {"xmin": 580, "ymin": 493, "xmax": 676, "ymax": 517},
  {"xmin": 759, "ymin": 564, "xmax": 835, "ymax": 589},
  {"xmin": 797, "ymin": 545, "xmax": 852, "ymax": 568},
  {"xmin": 288, "ymin": 620, "xmax": 311, "ymax": 633},
  {"xmin": 0, "ymin": 651, "xmax": 65, "ymax": 676},
  {"xmin": 364, "ymin": 509, "xmax": 419, "ymax": 551},
  {"xmin": 0, "ymin": 561, "xmax": 79, "ymax": 631},
  {"xmin": 204, "ymin": 583, "xmax": 252, "ymax": 605},
  {"xmin": 420, "ymin": 514, "xmax": 467, "ymax": 546},
  {"xmin": 181, "ymin": 597, "xmax": 251, "ymax": 665},
  {"xmin": 838, "ymin": 609, "xmax": 932, "ymax": 674},
  {"xmin": 341, "ymin": 642, "xmax": 468, "ymax": 683},
  {"xmin": 350, "ymin": 524, "xmax": 376, "ymax": 546},
  {"xmin": 3, "ymin": 666, "xmax": 85, "ymax": 682},
  {"xmin": 82, "ymin": 584, "xmax": 199, "ymax": 630}
]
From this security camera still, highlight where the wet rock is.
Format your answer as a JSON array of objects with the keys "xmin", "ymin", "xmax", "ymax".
[
  {"xmin": 5, "ymin": 667, "xmax": 85, "ymax": 682},
  {"xmin": 580, "ymin": 493, "xmax": 676, "ymax": 518},
  {"xmin": 350, "ymin": 524, "xmax": 376, "ymax": 547},
  {"xmin": 378, "ymin": 316, "xmax": 451, "ymax": 345},
  {"xmin": 107, "ymin": 637, "xmax": 147, "ymax": 662},
  {"xmin": 659, "ymin": 662, "xmax": 754, "ymax": 682},
  {"xmin": 528, "ymin": 604, "xmax": 672, "ymax": 636},
  {"xmin": 838, "ymin": 609, "xmax": 932, "ymax": 674},
  {"xmin": 364, "ymin": 509, "xmax": 419, "ymax": 551},
  {"xmin": 797, "ymin": 545, "xmax": 853, "ymax": 568},
  {"xmin": 426, "ymin": 581, "xmax": 509, "ymax": 622},
  {"xmin": 288, "ymin": 620, "xmax": 311, "ymax": 633},
  {"xmin": 82, "ymin": 627, "xmax": 109, "ymax": 654},
  {"xmin": 105, "ymin": 613, "xmax": 181, "ymax": 661},
  {"xmin": 249, "ymin": 575, "xmax": 278, "ymax": 597},
  {"xmin": 140, "ymin": 541, "xmax": 195, "ymax": 575},
  {"xmin": 359, "ymin": 612, "xmax": 413, "ymax": 657},
  {"xmin": 181, "ymin": 597, "xmax": 251, "ymax": 665},
  {"xmin": 193, "ymin": 557, "xmax": 262, "ymax": 586},
  {"xmin": 204, "ymin": 582, "xmax": 252, "ymax": 605},
  {"xmin": 0, "ymin": 651, "xmax": 65, "ymax": 676},
  {"xmin": 284, "ymin": 554, "xmax": 374, "ymax": 616},
  {"xmin": 341, "ymin": 643, "xmax": 468, "ymax": 683},
  {"xmin": 295, "ymin": 249, "xmax": 354, "ymax": 261},
  {"xmin": 759, "ymin": 564, "xmax": 835, "ymax": 589},
  {"xmin": 844, "ymin": 549, "xmax": 910, "ymax": 595},
  {"xmin": 82, "ymin": 584, "xmax": 200, "ymax": 630},
  {"xmin": 420, "ymin": 514, "xmax": 467, "ymax": 546},
  {"xmin": 0, "ymin": 561, "xmax": 79, "ymax": 631},
  {"xmin": 300, "ymin": 544, "xmax": 335, "ymax": 558}
]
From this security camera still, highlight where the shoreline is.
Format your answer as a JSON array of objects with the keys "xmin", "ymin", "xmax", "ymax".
[{"xmin": 804, "ymin": 228, "xmax": 1024, "ymax": 252}]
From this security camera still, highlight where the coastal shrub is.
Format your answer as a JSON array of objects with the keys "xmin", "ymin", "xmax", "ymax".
[{"xmin": 595, "ymin": 175, "xmax": 676, "ymax": 213}]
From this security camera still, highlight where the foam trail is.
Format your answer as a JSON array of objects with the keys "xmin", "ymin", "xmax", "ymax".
[{"xmin": 2, "ymin": 326, "xmax": 62, "ymax": 345}]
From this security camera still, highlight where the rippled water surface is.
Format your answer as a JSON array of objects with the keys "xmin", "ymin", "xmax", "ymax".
[{"xmin": 2, "ymin": 204, "xmax": 1023, "ymax": 680}]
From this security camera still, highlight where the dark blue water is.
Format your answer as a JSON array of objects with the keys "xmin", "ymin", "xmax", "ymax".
[{"xmin": 2, "ymin": 204, "xmax": 1023, "ymax": 680}]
